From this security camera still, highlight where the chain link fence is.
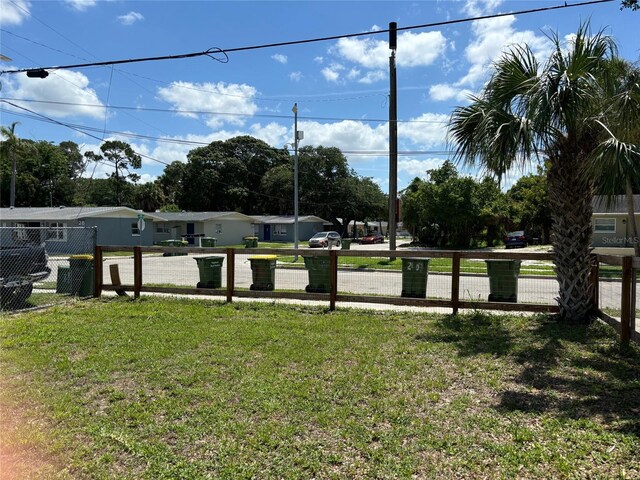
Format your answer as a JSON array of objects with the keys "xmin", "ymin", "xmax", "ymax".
[{"xmin": 0, "ymin": 227, "xmax": 96, "ymax": 313}]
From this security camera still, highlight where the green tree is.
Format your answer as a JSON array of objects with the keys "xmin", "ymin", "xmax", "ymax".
[
  {"xmin": 449, "ymin": 24, "xmax": 618, "ymax": 323},
  {"xmin": 157, "ymin": 161, "xmax": 185, "ymax": 206},
  {"xmin": 400, "ymin": 161, "xmax": 501, "ymax": 248},
  {"xmin": 506, "ymin": 170, "xmax": 552, "ymax": 243},
  {"xmin": 84, "ymin": 140, "xmax": 141, "ymax": 206},
  {"xmin": 587, "ymin": 59, "xmax": 640, "ymax": 256},
  {"xmin": 133, "ymin": 182, "xmax": 167, "ymax": 212},
  {"xmin": 0, "ymin": 122, "xmax": 23, "ymax": 207},
  {"xmin": 180, "ymin": 136, "xmax": 289, "ymax": 212}
]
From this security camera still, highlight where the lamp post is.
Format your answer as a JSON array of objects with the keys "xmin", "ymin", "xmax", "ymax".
[{"xmin": 292, "ymin": 104, "xmax": 303, "ymax": 259}]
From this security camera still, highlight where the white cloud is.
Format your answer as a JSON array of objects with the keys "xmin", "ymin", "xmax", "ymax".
[
  {"xmin": 64, "ymin": 0, "xmax": 97, "ymax": 11},
  {"xmin": 271, "ymin": 54, "xmax": 288, "ymax": 64},
  {"xmin": 358, "ymin": 71, "xmax": 386, "ymax": 84},
  {"xmin": 157, "ymin": 81, "xmax": 259, "ymax": 129},
  {"xmin": 398, "ymin": 113, "xmax": 449, "ymax": 148},
  {"xmin": 298, "ymin": 120, "xmax": 388, "ymax": 153},
  {"xmin": 0, "ymin": 0, "xmax": 30, "ymax": 26},
  {"xmin": 314, "ymin": 56, "xmax": 324, "ymax": 64},
  {"xmin": 398, "ymin": 158, "xmax": 444, "ymax": 177},
  {"xmin": 3, "ymin": 69, "xmax": 104, "ymax": 119},
  {"xmin": 456, "ymin": 16, "xmax": 551, "ymax": 87},
  {"xmin": 463, "ymin": 0, "xmax": 504, "ymax": 16},
  {"xmin": 289, "ymin": 71, "xmax": 303, "ymax": 82},
  {"xmin": 321, "ymin": 64, "xmax": 344, "ymax": 83},
  {"xmin": 429, "ymin": 83, "xmax": 474, "ymax": 102},
  {"xmin": 333, "ymin": 31, "xmax": 447, "ymax": 69},
  {"xmin": 118, "ymin": 11, "xmax": 144, "ymax": 26}
]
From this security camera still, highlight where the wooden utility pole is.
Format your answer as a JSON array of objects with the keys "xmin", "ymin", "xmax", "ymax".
[{"xmin": 388, "ymin": 22, "xmax": 398, "ymax": 256}]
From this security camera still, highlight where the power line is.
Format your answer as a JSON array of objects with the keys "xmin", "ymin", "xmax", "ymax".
[
  {"xmin": 1, "ymin": 97, "xmax": 448, "ymax": 124},
  {"xmin": 0, "ymin": 0, "xmax": 614, "ymax": 75}
]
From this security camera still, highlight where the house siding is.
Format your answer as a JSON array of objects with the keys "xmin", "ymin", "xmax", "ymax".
[{"xmin": 592, "ymin": 214, "xmax": 640, "ymax": 248}]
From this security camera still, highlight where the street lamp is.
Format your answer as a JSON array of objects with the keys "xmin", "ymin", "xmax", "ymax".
[{"xmin": 292, "ymin": 104, "xmax": 303, "ymax": 258}]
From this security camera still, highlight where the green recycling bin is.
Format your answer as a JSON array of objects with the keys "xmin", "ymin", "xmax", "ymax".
[
  {"xmin": 69, "ymin": 254, "xmax": 94, "ymax": 297},
  {"xmin": 249, "ymin": 255, "xmax": 276, "ymax": 291},
  {"xmin": 200, "ymin": 237, "xmax": 217, "ymax": 247},
  {"xmin": 303, "ymin": 255, "xmax": 330, "ymax": 293},
  {"xmin": 56, "ymin": 266, "xmax": 71, "ymax": 294},
  {"xmin": 341, "ymin": 239, "xmax": 352, "ymax": 250},
  {"xmin": 161, "ymin": 239, "xmax": 188, "ymax": 256},
  {"xmin": 244, "ymin": 236, "xmax": 259, "ymax": 248},
  {"xmin": 401, "ymin": 257, "xmax": 430, "ymax": 298},
  {"xmin": 194, "ymin": 256, "xmax": 224, "ymax": 288},
  {"xmin": 485, "ymin": 259, "xmax": 521, "ymax": 302}
]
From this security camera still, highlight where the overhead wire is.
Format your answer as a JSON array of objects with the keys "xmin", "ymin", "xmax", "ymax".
[{"xmin": 0, "ymin": 0, "xmax": 614, "ymax": 75}]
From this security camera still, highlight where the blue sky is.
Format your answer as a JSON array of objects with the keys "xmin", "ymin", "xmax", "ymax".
[{"xmin": 0, "ymin": 0, "xmax": 637, "ymax": 195}]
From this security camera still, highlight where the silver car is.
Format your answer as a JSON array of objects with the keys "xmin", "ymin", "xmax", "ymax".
[{"xmin": 308, "ymin": 231, "xmax": 341, "ymax": 248}]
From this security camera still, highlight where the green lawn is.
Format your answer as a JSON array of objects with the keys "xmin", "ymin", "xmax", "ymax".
[{"xmin": 1, "ymin": 298, "xmax": 638, "ymax": 479}]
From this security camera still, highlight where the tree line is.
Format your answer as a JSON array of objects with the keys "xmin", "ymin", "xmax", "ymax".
[{"xmin": 0, "ymin": 132, "xmax": 387, "ymax": 235}]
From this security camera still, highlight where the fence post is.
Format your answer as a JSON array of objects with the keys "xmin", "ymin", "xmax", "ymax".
[
  {"xmin": 330, "ymin": 250, "xmax": 338, "ymax": 311},
  {"xmin": 621, "ymin": 256, "xmax": 632, "ymax": 344},
  {"xmin": 133, "ymin": 246, "xmax": 142, "ymax": 299},
  {"xmin": 226, "ymin": 248, "xmax": 235, "ymax": 303},
  {"xmin": 93, "ymin": 245, "xmax": 103, "ymax": 298},
  {"xmin": 589, "ymin": 253, "xmax": 599, "ymax": 311},
  {"xmin": 452, "ymin": 252, "xmax": 460, "ymax": 314}
]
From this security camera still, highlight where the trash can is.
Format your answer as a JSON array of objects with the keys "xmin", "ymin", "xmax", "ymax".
[
  {"xmin": 303, "ymin": 255, "xmax": 330, "ymax": 293},
  {"xmin": 401, "ymin": 257, "xmax": 430, "ymax": 298},
  {"xmin": 69, "ymin": 254, "xmax": 94, "ymax": 297},
  {"xmin": 56, "ymin": 266, "xmax": 71, "ymax": 294},
  {"xmin": 160, "ymin": 239, "xmax": 188, "ymax": 256},
  {"xmin": 485, "ymin": 259, "xmax": 521, "ymax": 302},
  {"xmin": 194, "ymin": 256, "xmax": 224, "ymax": 288},
  {"xmin": 244, "ymin": 236, "xmax": 258, "ymax": 248},
  {"xmin": 200, "ymin": 237, "xmax": 218, "ymax": 248},
  {"xmin": 341, "ymin": 239, "xmax": 352, "ymax": 250},
  {"xmin": 249, "ymin": 255, "xmax": 276, "ymax": 291}
]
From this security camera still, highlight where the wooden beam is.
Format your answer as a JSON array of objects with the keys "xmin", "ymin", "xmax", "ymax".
[
  {"xmin": 621, "ymin": 256, "xmax": 632, "ymax": 344},
  {"xmin": 451, "ymin": 252, "xmax": 460, "ymax": 314},
  {"xmin": 226, "ymin": 248, "xmax": 235, "ymax": 303},
  {"xmin": 330, "ymin": 250, "xmax": 338, "ymax": 311},
  {"xmin": 133, "ymin": 246, "xmax": 142, "ymax": 299},
  {"xmin": 93, "ymin": 245, "xmax": 103, "ymax": 298}
]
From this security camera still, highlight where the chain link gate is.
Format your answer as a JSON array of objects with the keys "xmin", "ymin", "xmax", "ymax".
[{"xmin": 0, "ymin": 226, "xmax": 97, "ymax": 313}]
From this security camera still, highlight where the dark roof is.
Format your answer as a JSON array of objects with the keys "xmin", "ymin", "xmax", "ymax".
[{"xmin": 592, "ymin": 195, "xmax": 640, "ymax": 214}]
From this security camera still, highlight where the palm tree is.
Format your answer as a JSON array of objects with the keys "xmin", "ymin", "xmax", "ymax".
[
  {"xmin": 587, "ymin": 59, "xmax": 640, "ymax": 257},
  {"xmin": 0, "ymin": 122, "xmax": 21, "ymax": 207},
  {"xmin": 448, "ymin": 24, "xmax": 618, "ymax": 323}
]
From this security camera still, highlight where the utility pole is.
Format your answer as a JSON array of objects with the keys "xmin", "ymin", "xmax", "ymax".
[
  {"xmin": 292, "ymin": 103, "xmax": 302, "ymax": 259},
  {"xmin": 388, "ymin": 22, "xmax": 398, "ymax": 256}
]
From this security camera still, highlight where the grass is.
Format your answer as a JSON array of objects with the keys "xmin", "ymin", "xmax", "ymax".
[{"xmin": 1, "ymin": 298, "xmax": 639, "ymax": 478}]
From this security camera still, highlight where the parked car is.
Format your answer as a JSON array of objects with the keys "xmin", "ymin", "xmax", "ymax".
[
  {"xmin": 504, "ymin": 231, "xmax": 527, "ymax": 249},
  {"xmin": 0, "ymin": 244, "xmax": 51, "ymax": 308},
  {"xmin": 360, "ymin": 233, "xmax": 384, "ymax": 244},
  {"xmin": 308, "ymin": 231, "xmax": 341, "ymax": 248}
]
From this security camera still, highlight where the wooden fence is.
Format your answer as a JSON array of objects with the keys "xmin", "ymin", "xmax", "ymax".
[{"xmin": 93, "ymin": 245, "xmax": 639, "ymax": 344}]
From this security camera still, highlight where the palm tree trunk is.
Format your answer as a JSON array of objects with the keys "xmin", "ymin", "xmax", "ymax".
[
  {"xmin": 625, "ymin": 180, "xmax": 640, "ymax": 257},
  {"xmin": 548, "ymin": 155, "xmax": 595, "ymax": 323}
]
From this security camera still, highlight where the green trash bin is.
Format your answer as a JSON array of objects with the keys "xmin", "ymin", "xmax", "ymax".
[
  {"xmin": 341, "ymin": 239, "xmax": 352, "ymax": 250},
  {"xmin": 194, "ymin": 256, "xmax": 224, "ymax": 288},
  {"xmin": 244, "ymin": 236, "xmax": 258, "ymax": 248},
  {"xmin": 200, "ymin": 237, "xmax": 217, "ymax": 248},
  {"xmin": 161, "ymin": 239, "xmax": 188, "ymax": 256},
  {"xmin": 69, "ymin": 254, "xmax": 94, "ymax": 297},
  {"xmin": 303, "ymin": 255, "xmax": 330, "ymax": 293},
  {"xmin": 401, "ymin": 257, "xmax": 430, "ymax": 298},
  {"xmin": 485, "ymin": 259, "xmax": 521, "ymax": 302},
  {"xmin": 249, "ymin": 255, "xmax": 276, "ymax": 291},
  {"xmin": 56, "ymin": 266, "xmax": 71, "ymax": 294}
]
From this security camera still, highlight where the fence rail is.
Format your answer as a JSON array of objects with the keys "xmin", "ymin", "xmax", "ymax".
[{"xmin": 95, "ymin": 245, "xmax": 561, "ymax": 313}]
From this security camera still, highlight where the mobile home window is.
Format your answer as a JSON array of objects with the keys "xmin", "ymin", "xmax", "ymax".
[
  {"xmin": 274, "ymin": 224, "xmax": 287, "ymax": 235},
  {"xmin": 131, "ymin": 223, "xmax": 140, "ymax": 236},
  {"xmin": 215, "ymin": 223, "xmax": 223, "ymax": 234},
  {"xmin": 156, "ymin": 225, "xmax": 171, "ymax": 234},
  {"xmin": 594, "ymin": 218, "xmax": 616, "ymax": 233}
]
